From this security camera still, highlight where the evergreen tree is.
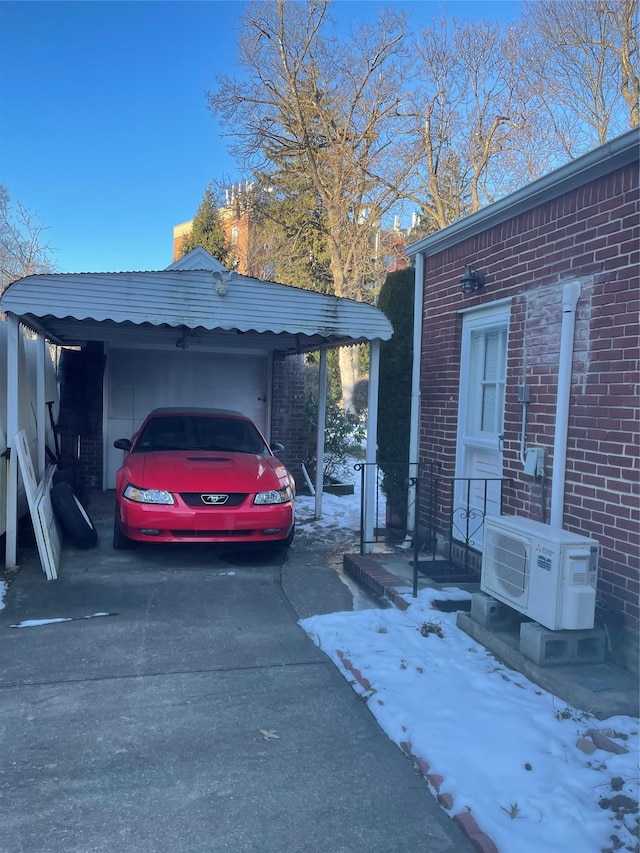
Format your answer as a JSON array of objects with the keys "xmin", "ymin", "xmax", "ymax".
[
  {"xmin": 180, "ymin": 185, "xmax": 229, "ymax": 263},
  {"xmin": 252, "ymin": 172, "xmax": 333, "ymax": 293},
  {"xmin": 377, "ymin": 266, "xmax": 414, "ymax": 527}
]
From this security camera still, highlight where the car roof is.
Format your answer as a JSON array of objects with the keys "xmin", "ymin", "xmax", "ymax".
[{"xmin": 145, "ymin": 407, "xmax": 249, "ymax": 419}]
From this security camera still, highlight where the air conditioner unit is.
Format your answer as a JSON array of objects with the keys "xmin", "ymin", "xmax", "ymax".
[{"xmin": 481, "ymin": 515, "xmax": 599, "ymax": 631}]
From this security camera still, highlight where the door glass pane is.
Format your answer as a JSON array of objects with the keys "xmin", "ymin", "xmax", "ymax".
[
  {"xmin": 481, "ymin": 385, "xmax": 497, "ymax": 432},
  {"xmin": 483, "ymin": 331, "xmax": 500, "ymax": 381}
]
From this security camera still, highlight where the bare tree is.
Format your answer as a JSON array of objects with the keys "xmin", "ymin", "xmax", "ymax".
[
  {"xmin": 398, "ymin": 17, "xmax": 535, "ymax": 231},
  {"xmin": 209, "ymin": 0, "xmax": 411, "ymax": 299},
  {"xmin": 523, "ymin": 0, "xmax": 638, "ymax": 159},
  {"xmin": 207, "ymin": 0, "xmax": 413, "ymax": 405},
  {"xmin": 0, "ymin": 185, "xmax": 56, "ymax": 292}
]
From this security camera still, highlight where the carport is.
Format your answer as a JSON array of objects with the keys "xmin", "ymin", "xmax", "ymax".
[{"xmin": 1, "ymin": 248, "xmax": 392, "ymax": 568}]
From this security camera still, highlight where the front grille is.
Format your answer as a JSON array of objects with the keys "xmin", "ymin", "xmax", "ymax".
[
  {"xmin": 169, "ymin": 530, "xmax": 256, "ymax": 538},
  {"xmin": 179, "ymin": 492, "xmax": 249, "ymax": 508}
]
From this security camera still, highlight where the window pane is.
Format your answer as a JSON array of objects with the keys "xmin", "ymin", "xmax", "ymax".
[
  {"xmin": 483, "ymin": 331, "xmax": 500, "ymax": 381},
  {"xmin": 481, "ymin": 385, "xmax": 496, "ymax": 432}
]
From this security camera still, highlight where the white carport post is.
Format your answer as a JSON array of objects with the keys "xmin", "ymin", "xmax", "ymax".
[
  {"xmin": 313, "ymin": 347, "xmax": 328, "ymax": 518},
  {"xmin": 36, "ymin": 333, "xmax": 47, "ymax": 480},
  {"xmin": 362, "ymin": 339, "xmax": 381, "ymax": 553},
  {"xmin": 5, "ymin": 314, "xmax": 20, "ymax": 568}
]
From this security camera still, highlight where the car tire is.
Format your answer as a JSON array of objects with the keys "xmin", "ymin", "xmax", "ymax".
[
  {"xmin": 281, "ymin": 523, "xmax": 295, "ymax": 549},
  {"xmin": 50, "ymin": 482, "xmax": 98, "ymax": 549},
  {"xmin": 52, "ymin": 463, "xmax": 88, "ymax": 504},
  {"xmin": 113, "ymin": 517, "xmax": 138, "ymax": 550}
]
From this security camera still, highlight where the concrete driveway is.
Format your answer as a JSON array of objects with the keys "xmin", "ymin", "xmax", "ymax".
[{"xmin": 0, "ymin": 493, "xmax": 473, "ymax": 853}]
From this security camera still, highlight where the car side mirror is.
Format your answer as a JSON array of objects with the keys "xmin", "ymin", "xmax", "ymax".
[
  {"xmin": 271, "ymin": 441, "xmax": 284, "ymax": 455},
  {"xmin": 114, "ymin": 438, "xmax": 132, "ymax": 451}
]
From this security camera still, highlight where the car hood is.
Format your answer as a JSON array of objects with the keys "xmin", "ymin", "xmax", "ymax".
[{"xmin": 122, "ymin": 451, "xmax": 290, "ymax": 493}]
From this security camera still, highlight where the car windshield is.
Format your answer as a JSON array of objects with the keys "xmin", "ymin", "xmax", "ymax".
[{"xmin": 133, "ymin": 415, "xmax": 269, "ymax": 455}]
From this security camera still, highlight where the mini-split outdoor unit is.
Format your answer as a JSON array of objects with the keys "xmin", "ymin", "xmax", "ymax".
[{"xmin": 481, "ymin": 515, "xmax": 599, "ymax": 631}]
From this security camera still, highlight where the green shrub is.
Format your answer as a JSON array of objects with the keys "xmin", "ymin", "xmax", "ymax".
[
  {"xmin": 302, "ymin": 356, "xmax": 365, "ymax": 483},
  {"xmin": 377, "ymin": 267, "xmax": 414, "ymax": 524}
]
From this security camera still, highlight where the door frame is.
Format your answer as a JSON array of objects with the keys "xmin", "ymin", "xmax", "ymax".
[{"xmin": 454, "ymin": 299, "xmax": 511, "ymax": 549}]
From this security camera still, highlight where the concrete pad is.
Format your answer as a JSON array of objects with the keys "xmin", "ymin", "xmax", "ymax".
[{"xmin": 0, "ymin": 493, "xmax": 473, "ymax": 853}]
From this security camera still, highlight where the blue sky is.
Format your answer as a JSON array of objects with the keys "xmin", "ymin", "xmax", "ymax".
[{"xmin": 0, "ymin": 1, "xmax": 522, "ymax": 274}]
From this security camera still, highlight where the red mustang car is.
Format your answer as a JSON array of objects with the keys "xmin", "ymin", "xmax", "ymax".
[{"xmin": 113, "ymin": 408, "xmax": 295, "ymax": 550}]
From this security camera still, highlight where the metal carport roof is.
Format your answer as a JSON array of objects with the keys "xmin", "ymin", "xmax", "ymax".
[{"xmin": 1, "ymin": 254, "xmax": 392, "ymax": 351}]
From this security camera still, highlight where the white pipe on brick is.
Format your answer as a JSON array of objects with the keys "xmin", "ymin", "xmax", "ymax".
[
  {"xmin": 550, "ymin": 281, "xmax": 581, "ymax": 528},
  {"xmin": 403, "ymin": 252, "xmax": 424, "ymax": 546}
]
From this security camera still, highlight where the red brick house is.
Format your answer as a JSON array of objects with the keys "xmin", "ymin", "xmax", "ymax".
[
  {"xmin": 173, "ymin": 183, "xmax": 262, "ymax": 277},
  {"xmin": 406, "ymin": 128, "xmax": 639, "ymax": 668}
]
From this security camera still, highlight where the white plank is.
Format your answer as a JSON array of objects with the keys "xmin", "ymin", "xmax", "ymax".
[{"xmin": 15, "ymin": 430, "xmax": 61, "ymax": 580}]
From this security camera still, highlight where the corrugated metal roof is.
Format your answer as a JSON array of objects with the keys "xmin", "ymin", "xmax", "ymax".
[{"xmin": 1, "ymin": 267, "xmax": 392, "ymax": 345}]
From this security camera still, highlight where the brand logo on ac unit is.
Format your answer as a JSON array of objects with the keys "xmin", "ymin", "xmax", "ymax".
[{"xmin": 535, "ymin": 542, "xmax": 554, "ymax": 571}]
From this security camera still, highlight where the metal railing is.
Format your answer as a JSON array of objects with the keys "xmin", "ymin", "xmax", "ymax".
[{"xmin": 355, "ymin": 461, "xmax": 512, "ymax": 596}]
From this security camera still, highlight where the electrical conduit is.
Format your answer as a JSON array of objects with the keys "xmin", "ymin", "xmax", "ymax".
[{"xmin": 550, "ymin": 281, "xmax": 581, "ymax": 528}]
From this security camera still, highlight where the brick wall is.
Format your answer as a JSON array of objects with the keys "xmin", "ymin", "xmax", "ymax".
[
  {"xmin": 419, "ymin": 159, "xmax": 639, "ymax": 629},
  {"xmin": 270, "ymin": 353, "xmax": 305, "ymax": 485}
]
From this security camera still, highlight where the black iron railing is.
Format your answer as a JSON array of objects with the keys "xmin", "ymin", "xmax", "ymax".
[{"xmin": 355, "ymin": 461, "xmax": 512, "ymax": 597}]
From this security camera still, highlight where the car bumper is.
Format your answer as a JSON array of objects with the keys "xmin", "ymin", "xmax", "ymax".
[{"xmin": 117, "ymin": 498, "xmax": 294, "ymax": 544}]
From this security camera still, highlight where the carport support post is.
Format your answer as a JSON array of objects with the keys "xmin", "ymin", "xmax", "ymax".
[
  {"xmin": 5, "ymin": 314, "xmax": 20, "ymax": 568},
  {"xmin": 362, "ymin": 340, "xmax": 380, "ymax": 553},
  {"xmin": 313, "ymin": 347, "xmax": 328, "ymax": 519},
  {"xmin": 36, "ymin": 334, "xmax": 46, "ymax": 480}
]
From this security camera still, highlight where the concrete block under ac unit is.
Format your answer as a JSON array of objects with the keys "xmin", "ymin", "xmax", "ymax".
[
  {"xmin": 470, "ymin": 592, "xmax": 522, "ymax": 630},
  {"xmin": 519, "ymin": 621, "xmax": 606, "ymax": 667}
]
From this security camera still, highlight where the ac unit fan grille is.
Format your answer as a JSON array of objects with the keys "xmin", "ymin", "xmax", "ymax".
[{"xmin": 485, "ymin": 530, "xmax": 529, "ymax": 599}]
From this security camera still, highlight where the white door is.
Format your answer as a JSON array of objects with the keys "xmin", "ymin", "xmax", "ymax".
[
  {"xmin": 455, "ymin": 306, "xmax": 510, "ymax": 550},
  {"xmin": 104, "ymin": 348, "xmax": 268, "ymax": 488}
]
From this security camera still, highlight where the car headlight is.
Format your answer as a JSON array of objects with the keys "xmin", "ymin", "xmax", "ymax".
[
  {"xmin": 254, "ymin": 485, "xmax": 294, "ymax": 505},
  {"xmin": 123, "ymin": 484, "xmax": 175, "ymax": 505}
]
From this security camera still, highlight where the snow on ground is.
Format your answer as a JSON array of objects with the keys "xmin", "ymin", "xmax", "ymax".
[
  {"xmin": 294, "ymin": 473, "xmax": 639, "ymax": 853},
  {"xmin": 1, "ymin": 469, "xmax": 637, "ymax": 852},
  {"xmin": 301, "ymin": 590, "xmax": 639, "ymax": 853}
]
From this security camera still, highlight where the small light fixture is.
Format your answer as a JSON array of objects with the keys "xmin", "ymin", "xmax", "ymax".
[
  {"xmin": 212, "ymin": 270, "xmax": 229, "ymax": 296},
  {"xmin": 212, "ymin": 269, "xmax": 240, "ymax": 296},
  {"xmin": 460, "ymin": 265, "xmax": 485, "ymax": 294}
]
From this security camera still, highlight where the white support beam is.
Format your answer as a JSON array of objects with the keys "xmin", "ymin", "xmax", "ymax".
[
  {"xmin": 5, "ymin": 315, "xmax": 20, "ymax": 567},
  {"xmin": 313, "ymin": 348, "xmax": 328, "ymax": 519},
  {"xmin": 36, "ymin": 334, "xmax": 46, "ymax": 480},
  {"xmin": 362, "ymin": 340, "xmax": 381, "ymax": 553},
  {"xmin": 406, "ymin": 253, "xmax": 424, "ymax": 540}
]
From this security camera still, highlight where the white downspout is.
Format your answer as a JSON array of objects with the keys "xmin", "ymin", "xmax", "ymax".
[
  {"xmin": 550, "ymin": 281, "xmax": 581, "ymax": 528},
  {"xmin": 401, "ymin": 252, "xmax": 424, "ymax": 548}
]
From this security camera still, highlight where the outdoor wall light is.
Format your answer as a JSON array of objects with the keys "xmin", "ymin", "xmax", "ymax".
[
  {"xmin": 460, "ymin": 265, "xmax": 485, "ymax": 294},
  {"xmin": 212, "ymin": 269, "xmax": 240, "ymax": 296},
  {"xmin": 212, "ymin": 270, "xmax": 230, "ymax": 296}
]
